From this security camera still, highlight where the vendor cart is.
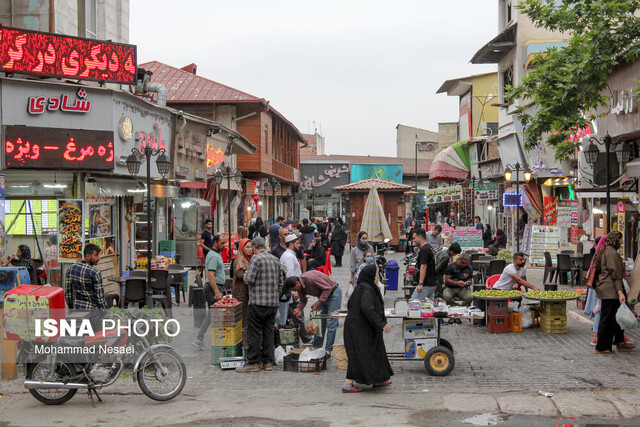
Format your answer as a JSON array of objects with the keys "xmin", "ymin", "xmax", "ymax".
[{"xmin": 311, "ymin": 310, "xmax": 482, "ymax": 377}]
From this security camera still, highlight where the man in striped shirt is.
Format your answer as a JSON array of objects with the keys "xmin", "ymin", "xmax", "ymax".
[{"xmin": 64, "ymin": 244, "xmax": 106, "ymax": 331}]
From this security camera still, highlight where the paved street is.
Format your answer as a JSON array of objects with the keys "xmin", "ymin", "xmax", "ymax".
[{"xmin": 1, "ymin": 249, "xmax": 640, "ymax": 425}]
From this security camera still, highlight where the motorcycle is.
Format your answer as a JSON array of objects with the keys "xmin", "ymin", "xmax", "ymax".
[
  {"xmin": 372, "ymin": 239, "xmax": 390, "ymax": 295},
  {"xmin": 20, "ymin": 308, "xmax": 186, "ymax": 405},
  {"xmin": 403, "ymin": 249, "xmax": 418, "ymax": 287}
]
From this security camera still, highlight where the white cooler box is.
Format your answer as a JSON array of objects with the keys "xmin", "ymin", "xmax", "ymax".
[{"xmin": 402, "ymin": 318, "xmax": 437, "ymax": 339}]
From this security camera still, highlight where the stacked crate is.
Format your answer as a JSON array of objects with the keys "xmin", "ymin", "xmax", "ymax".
[
  {"xmin": 486, "ymin": 300, "xmax": 509, "ymax": 333},
  {"xmin": 210, "ymin": 303, "xmax": 243, "ymax": 365},
  {"xmin": 540, "ymin": 301, "xmax": 567, "ymax": 333},
  {"xmin": 159, "ymin": 240, "xmax": 176, "ymax": 260}
]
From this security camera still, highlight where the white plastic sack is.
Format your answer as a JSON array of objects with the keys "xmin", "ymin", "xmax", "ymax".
[
  {"xmin": 298, "ymin": 347, "xmax": 326, "ymax": 362},
  {"xmin": 616, "ymin": 304, "xmax": 638, "ymax": 330},
  {"xmin": 346, "ymin": 283, "xmax": 355, "ymax": 299},
  {"xmin": 274, "ymin": 346, "xmax": 286, "ymax": 366},
  {"xmin": 623, "ymin": 279, "xmax": 630, "ymax": 295},
  {"xmin": 519, "ymin": 305, "xmax": 533, "ymax": 329}
]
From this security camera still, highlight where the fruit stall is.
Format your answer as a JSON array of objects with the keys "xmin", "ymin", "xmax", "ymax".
[{"xmin": 210, "ymin": 295, "xmax": 244, "ymax": 368}]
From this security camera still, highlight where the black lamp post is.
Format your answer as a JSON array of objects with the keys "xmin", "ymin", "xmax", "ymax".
[
  {"xmin": 584, "ymin": 133, "xmax": 632, "ymax": 233},
  {"xmin": 214, "ymin": 166, "xmax": 243, "ymax": 262},
  {"xmin": 503, "ymin": 162, "xmax": 531, "ymax": 252},
  {"xmin": 126, "ymin": 146, "xmax": 170, "ymax": 308}
]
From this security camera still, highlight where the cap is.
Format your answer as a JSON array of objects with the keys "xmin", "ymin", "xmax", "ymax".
[
  {"xmin": 285, "ymin": 234, "xmax": 298, "ymax": 243},
  {"xmin": 313, "ymin": 229, "xmax": 319, "ymax": 234}
]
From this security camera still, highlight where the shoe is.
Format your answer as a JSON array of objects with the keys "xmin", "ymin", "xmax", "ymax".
[
  {"xmin": 617, "ymin": 342, "xmax": 636, "ymax": 352},
  {"xmin": 374, "ymin": 380, "xmax": 392, "ymax": 387},
  {"xmin": 595, "ymin": 349, "xmax": 615, "ymax": 354},
  {"xmin": 624, "ymin": 335, "xmax": 635, "ymax": 344},
  {"xmin": 590, "ymin": 338, "xmax": 597, "ymax": 346},
  {"xmin": 191, "ymin": 339, "xmax": 207, "ymax": 351},
  {"xmin": 260, "ymin": 363, "xmax": 273, "ymax": 371},
  {"xmin": 236, "ymin": 363, "xmax": 260, "ymax": 373},
  {"xmin": 341, "ymin": 382, "xmax": 372, "ymax": 393}
]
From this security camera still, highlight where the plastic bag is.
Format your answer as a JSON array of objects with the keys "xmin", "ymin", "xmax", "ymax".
[
  {"xmin": 519, "ymin": 305, "xmax": 533, "ymax": 329},
  {"xmin": 346, "ymin": 283, "xmax": 355, "ymax": 299},
  {"xmin": 310, "ymin": 310, "xmax": 323, "ymax": 337},
  {"xmin": 623, "ymin": 279, "xmax": 630, "ymax": 295},
  {"xmin": 299, "ymin": 347, "xmax": 326, "ymax": 362},
  {"xmin": 274, "ymin": 346, "xmax": 286, "ymax": 366},
  {"xmin": 616, "ymin": 304, "xmax": 638, "ymax": 330}
]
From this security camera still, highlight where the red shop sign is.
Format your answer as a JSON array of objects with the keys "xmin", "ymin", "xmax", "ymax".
[
  {"xmin": 0, "ymin": 26, "xmax": 137, "ymax": 84},
  {"xmin": 5, "ymin": 126, "xmax": 114, "ymax": 170},
  {"xmin": 27, "ymin": 87, "xmax": 91, "ymax": 114}
]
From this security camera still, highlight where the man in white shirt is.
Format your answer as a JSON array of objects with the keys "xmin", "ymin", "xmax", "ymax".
[
  {"xmin": 278, "ymin": 234, "xmax": 302, "ymax": 325},
  {"xmin": 492, "ymin": 252, "xmax": 539, "ymax": 291},
  {"xmin": 426, "ymin": 225, "xmax": 444, "ymax": 253}
]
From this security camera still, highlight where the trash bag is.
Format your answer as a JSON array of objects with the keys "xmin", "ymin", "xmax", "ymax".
[
  {"xmin": 616, "ymin": 304, "xmax": 638, "ymax": 330},
  {"xmin": 519, "ymin": 305, "xmax": 533, "ymax": 329},
  {"xmin": 274, "ymin": 346, "xmax": 286, "ymax": 366}
]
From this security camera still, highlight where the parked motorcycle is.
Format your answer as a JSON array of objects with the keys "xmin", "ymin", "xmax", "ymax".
[
  {"xmin": 20, "ymin": 308, "xmax": 186, "ymax": 405},
  {"xmin": 372, "ymin": 239, "xmax": 390, "ymax": 295}
]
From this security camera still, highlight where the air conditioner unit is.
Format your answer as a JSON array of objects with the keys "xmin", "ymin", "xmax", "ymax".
[
  {"xmin": 482, "ymin": 122, "xmax": 499, "ymax": 136},
  {"xmin": 424, "ymin": 143, "xmax": 435, "ymax": 152}
]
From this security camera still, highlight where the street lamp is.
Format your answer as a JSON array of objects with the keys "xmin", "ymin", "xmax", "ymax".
[
  {"xmin": 214, "ymin": 166, "xmax": 243, "ymax": 262},
  {"xmin": 263, "ymin": 177, "xmax": 280, "ymax": 221},
  {"xmin": 503, "ymin": 161, "xmax": 531, "ymax": 252},
  {"xmin": 126, "ymin": 146, "xmax": 171, "ymax": 308},
  {"xmin": 584, "ymin": 133, "xmax": 632, "ymax": 233}
]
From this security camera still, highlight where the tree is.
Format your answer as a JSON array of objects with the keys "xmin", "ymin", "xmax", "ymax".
[{"xmin": 507, "ymin": 0, "xmax": 640, "ymax": 161}]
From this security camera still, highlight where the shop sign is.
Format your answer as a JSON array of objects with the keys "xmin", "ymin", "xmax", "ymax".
[
  {"xmin": 84, "ymin": 182, "xmax": 117, "ymax": 204},
  {"xmin": 176, "ymin": 167, "xmax": 189, "ymax": 178},
  {"xmin": 503, "ymin": 193, "xmax": 522, "ymax": 207},
  {"xmin": 27, "ymin": 87, "xmax": 91, "ymax": 114},
  {"xmin": 351, "ymin": 164, "xmax": 402, "ymax": 184},
  {"xmin": 617, "ymin": 201, "xmax": 625, "ymax": 258},
  {"xmin": 118, "ymin": 116, "xmax": 133, "ymax": 141},
  {"xmin": 206, "ymin": 138, "xmax": 226, "ymax": 173},
  {"xmin": 300, "ymin": 164, "xmax": 350, "ymax": 193},
  {"xmin": 5, "ymin": 126, "xmax": 114, "ymax": 170},
  {"xmin": 195, "ymin": 170, "xmax": 207, "ymax": 180},
  {"xmin": 138, "ymin": 124, "xmax": 166, "ymax": 152},
  {"xmin": 424, "ymin": 185, "xmax": 463, "ymax": 205},
  {"xmin": 178, "ymin": 132, "xmax": 206, "ymax": 160},
  {"xmin": 472, "ymin": 182, "xmax": 498, "ymax": 200},
  {"xmin": 452, "ymin": 228, "xmax": 483, "ymax": 251},
  {"xmin": 58, "ymin": 200, "xmax": 83, "ymax": 262},
  {"xmin": 610, "ymin": 90, "xmax": 637, "ymax": 116},
  {"xmin": 0, "ymin": 26, "xmax": 137, "ymax": 84},
  {"xmin": 571, "ymin": 202, "xmax": 579, "ymax": 247},
  {"xmin": 89, "ymin": 204, "xmax": 112, "ymax": 238}
]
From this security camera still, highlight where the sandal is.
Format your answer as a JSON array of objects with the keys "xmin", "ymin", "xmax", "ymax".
[
  {"xmin": 595, "ymin": 349, "xmax": 615, "ymax": 354},
  {"xmin": 374, "ymin": 380, "xmax": 392, "ymax": 387}
]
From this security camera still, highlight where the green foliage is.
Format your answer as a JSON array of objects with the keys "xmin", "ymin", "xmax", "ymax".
[
  {"xmin": 507, "ymin": 0, "xmax": 640, "ymax": 161},
  {"xmin": 496, "ymin": 248, "xmax": 513, "ymax": 262}
]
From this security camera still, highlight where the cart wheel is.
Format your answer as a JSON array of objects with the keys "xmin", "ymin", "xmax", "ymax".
[
  {"xmin": 439, "ymin": 338, "xmax": 453, "ymax": 353},
  {"xmin": 424, "ymin": 346, "xmax": 455, "ymax": 376}
]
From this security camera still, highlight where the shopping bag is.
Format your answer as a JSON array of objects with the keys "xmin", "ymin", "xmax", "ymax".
[
  {"xmin": 309, "ymin": 310, "xmax": 323, "ymax": 337},
  {"xmin": 585, "ymin": 268, "xmax": 597, "ymax": 288},
  {"xmin": 616, "ymin": 303, "xmax": 638, "ymax": 330}
]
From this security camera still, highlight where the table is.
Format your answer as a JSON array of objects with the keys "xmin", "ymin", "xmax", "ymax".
[
  {"xmin": 107, "ymin": 276, "xmax": 156, "ymax": 307},
  {"xmin": 167, "ymin": 269, "xmax": 190, "ymax": 305}
]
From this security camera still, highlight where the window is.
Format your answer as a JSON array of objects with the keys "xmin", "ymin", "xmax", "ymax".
[
  {"xmin": 78, "ymin": 0, "xmax": 97, "ymax": 39},
  {"xmin": 501, "ymin": 65, "xmax": 513, "ymax": 103},
  {"xmin": 5, "ymin": 200, "xmax": 58, "ymax": 235}
]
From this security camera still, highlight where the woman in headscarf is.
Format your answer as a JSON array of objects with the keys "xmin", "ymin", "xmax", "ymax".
[
  {"xmin": 585, "ymin": 235, "xmax": 605, "ymax": 346},
  {"xmin": 232, "ymin": 238, "xmax": 253, "ymax": 345},
  {"xmin": 592, "ymin": 231, "xmax": 635, "ymax": 354},
  {"xmin": 6, "ymin": 244, "xmax": 37, "ymax": 285},
  {"xmin": 349, "ymin": 231, "xmax": 374, "ymax": 287},
  {"xmin": 342, "ymin": 264, "xmax": 393, "ymax": 392},
  {"xmin": 330, "ymin": 221, "xmax": 348, "ymax": 267},
  {"xmin": 488, "ymin": 228, "xmax": 507, "ymax": 256}
]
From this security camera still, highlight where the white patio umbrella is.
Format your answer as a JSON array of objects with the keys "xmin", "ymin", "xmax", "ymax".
[{"xmin": 360, "ymin": 185, "xmax": 392, "ymax": 243}]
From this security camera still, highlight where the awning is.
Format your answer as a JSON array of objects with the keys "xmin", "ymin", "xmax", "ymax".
[
  {"xmin": 471, "ymin": 24, "xmax": 517, "ymax": 64},
  {"xmin": 429, "ymin": 142, "xmax": 470, "ymax": 181}
]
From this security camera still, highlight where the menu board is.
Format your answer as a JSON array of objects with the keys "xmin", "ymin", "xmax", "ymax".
[
  {"xmin": 617, "ymin": 202, "xmax": 625, "ymax": 258},
  {"xmin": 529, "ymin": 225, "xmax": 560, "ymax": 265},
  {"xmin": 89, "ymin": 204, "xmax": 112, "ymax": 237},
  {"xmin": 424, "ymin": 185, "xmax": 463, "ymax": 205},
  {"xmin": 58, "ymin": 199, "xmax": 83, "ymax": 262},
  {"xmin": 544, "ymin": 196, "xmax": 558, "ymax": 225},
  {"xmin": 571, "ymin": 202, "xmax": 579, "ymax": 249},
  {"xmin": 473, "ymin": 182, "xmax": 498, "ymax": 200},
  {"xmin": 453, "ymin": 228, "xmax": 483, "ymax": 251}
]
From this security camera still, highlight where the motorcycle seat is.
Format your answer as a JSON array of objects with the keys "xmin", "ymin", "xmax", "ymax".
[{"xmin": 57, "ymin": 336, "xmax": 87, "ymax": 347}]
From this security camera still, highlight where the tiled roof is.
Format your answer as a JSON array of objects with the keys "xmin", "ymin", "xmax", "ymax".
[
  {"xmin": 334, "ymin": 179, "xmax": 413, "ymax": 192},
  {"xmin": 300, "ymin": 154, "xmax": 432, "ymax": 176}
]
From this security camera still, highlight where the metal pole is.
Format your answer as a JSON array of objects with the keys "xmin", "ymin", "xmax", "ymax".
[
  {"xmin": 415, "ymin": 142, "xmax": 418, "ymax": 219},
  {"xmin": 145, "ymin": 147, "xmax": 153, "ymax": 308},
  {"xmin": 227, "ymin": 168, "xmax": 233, "ymax": 262},
  {"xmin": 516, "ymin": 166, "xmax": 520, "ymax": 253},
  {"xmin": 605, "ymin": 136, "xmax": 611, "ymax": 234}
]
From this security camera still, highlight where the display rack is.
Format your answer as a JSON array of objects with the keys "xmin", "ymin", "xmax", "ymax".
[{"xmin": 529, "ymin": 225, "xmax": 560, "ymax": 266}]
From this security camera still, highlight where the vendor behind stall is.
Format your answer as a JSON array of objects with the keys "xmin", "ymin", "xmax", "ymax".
[
  {"xmin": 492, "ymin": 252, "xmax": 539, "ymax": 291},
  {"xmin": 443, "ymin": 253, "xmax": 473, "ymax": 306}
]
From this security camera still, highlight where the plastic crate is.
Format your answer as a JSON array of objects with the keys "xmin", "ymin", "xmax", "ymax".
[
  {"xmin": 531, "ymin": 309, "xmax": 541, "ymax": 327},
  {"xmin": 283, "ymin": 353, "xmax": 327, "ymax": 372},
  {"xmin": 540, "ymin": 314, "xmax": 567, "ymax": 334},
  {"xmin": 487, "ymin": 300, "xmax": 509, "ymax": 317},
  {"xmin": 159, "ymin": 240, "xmax": 176, "ymax": 251},
  {"xmin": 487, "ymin": 315, "xmax": 509, "ymax": 333},
  {"xmin": 541, "ymin": 301, "xmax": 567, "ymax": 317},
  {"xmin": 210, "ymin": 303, "xmax": 243, "ymax": 326},
  {"xmin": 211, "ymin": 343, "xmax": 243, "ymax": 365},
  {"xmin": 508, "ymin": 312, "xmax": 523, "ymax": 332},
  {"xmin": 211, "ymin": 323, "xmax": 243, "ymax": 346}
]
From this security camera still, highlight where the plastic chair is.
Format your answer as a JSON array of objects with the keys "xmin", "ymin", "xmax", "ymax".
[
  {"xmin": 485, "ymin": 274, "xmax": 502, "ymax": 290},
  {"xmin": 123, "ymin": 278, "xmax": 146, "ymax": 307},
  {"xmin": 543, "ymin": 252, "xmax": 557, "ymax": 283},
  {"xmin": 315, "ymin": 249, "xmax": 333, "ymax": 276},
  {"xmin": 470, "ymin": 253, "xmax": 482, "ymax": 270},
  {"xmin": 555, "ymin": 254, "xmax": 579, "ymax": 286},
  {"xmin": 488, "ymin": 259, "xmax": 506, "ymax": 276},
  {"xmin": 150, "ymin": 269, "xmax": 171, "ymax": 316},
  {"xmin": 188, "ymin": 273, "xmax": 204, "ymax": 307},
  {"xmin": 129, "ymin": 270, "xmax": 146, "ymax": 278},
  {"xmin": 582, "ymin": 253, "xmax": 593, "ymax": 272}
]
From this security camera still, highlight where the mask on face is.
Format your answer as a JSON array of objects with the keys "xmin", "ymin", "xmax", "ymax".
[
  {"xmin": 517, "ymin": 262, "xmax": 526, "ymax": 268},
  {"xmin": 365, "ymin": 256, "xmax": 374, "ymax": 263}
]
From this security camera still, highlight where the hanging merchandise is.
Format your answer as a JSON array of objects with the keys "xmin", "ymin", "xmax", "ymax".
[
  {"xmin": 530, "ymin": 225, "xmax": 560, "ymax": 265},
  {"xmin": 617, "ymin": 202, "xmax": 625, "ymax": 258}
]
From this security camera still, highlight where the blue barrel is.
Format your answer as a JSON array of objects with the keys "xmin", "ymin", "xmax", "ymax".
[
  {"xmin": 385, "ymin": 259, "xmax": 400, "ymax": 291},
  {"xmin": 0, "ymin": 267, "xmax": 30, "ymax": 306}
]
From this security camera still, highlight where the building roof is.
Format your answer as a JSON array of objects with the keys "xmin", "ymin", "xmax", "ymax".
[
  {"xmin": 300, "ymin": 154, "xmax": 432, "ymax": 176},
  {"xmin": 436, "ymin": 72, "xmax": 498, "ymax": 96},
  {"xmin": 139, "ymin": 61, "xmax": 305, "ymax": 142},
  {"xmin": 334, "ymin": 179, "xmax": 413, "ymax": 192}
]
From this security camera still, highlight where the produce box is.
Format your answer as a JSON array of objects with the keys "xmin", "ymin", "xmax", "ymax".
[
  {"xmin": 3, "ymin": 285, "xmax": 65, "ymax": 342},
  {"xmin": 211, "ymin": 343, "xmax": 243, "ymax": 365},
  {"xmin": 404, "ymin": 338, "xmax": 437, "ymax": 359},
  {"xmin": 487, "ymin": 315, "xmax": 509, "ymax": 333},
  {"xmin": 159, "ymin": 240, "xmax": 176, "ymax": 251},
  {"xmin": 283, "ymin": 353, "xmax": 327, "ymax": 372},
  {"xmin": 211, "ymin": 323, "xmax": 243, "ymax": 346},
  {"xmin": 210, "ymin": 303, "xmax": 242, "ymax": 326},
  {"xmin": 487, "ymin": 300, "xmax": 508, "ymax": 317},
  {"xmin": 540, "ymin": 314, "xmax": 567, "ymax": 334},
  {"xmin": 541, "ymin": 301, "xmax": 567, "ymax": 317},
  {"xmin": 402, "ymin": 319, "xmax": 437, "ymax": 339},
  {"xmin": 508, "ymin": 312, "xmax": 523, "ymax": 332}
]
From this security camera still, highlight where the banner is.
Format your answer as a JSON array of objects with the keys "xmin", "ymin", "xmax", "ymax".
[
  {"xmin": 571, "ymin": 202, "xmax": 579, "ymax": 248},
  {"xmin": 452, "ymin": 228, "xmax": 483, "ymax": 251},
  {"xmin": 0, "ymin": 174, "xmax": 4, "ymax": 265},
  {"xmin": 428, "ymin": 225, "xmax": 453, "ymax": 244},
  {"xmin": 544, "ymin": 196, "xmax": 558, "ymax": 225},
  {"xmin": 350, "ymin": 164, "xmax": 403, "ymax": 184},
  {"xmin": 473, "ymin": 182, "xmax": 498, "ymax": 200},
  {"xmin": 58, "ymin": 199, "xmax": 83, "ymax": 262},
  {"xmin": 424, "ymin": 186, "xmax": 463, "ymax": 205}
]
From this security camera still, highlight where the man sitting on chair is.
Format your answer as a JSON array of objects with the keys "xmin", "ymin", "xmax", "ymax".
[{"xmin": 492, "ymin": 252, "xmax": 539, "ymax": 291}]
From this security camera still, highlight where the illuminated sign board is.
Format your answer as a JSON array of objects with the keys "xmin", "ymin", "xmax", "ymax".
[
  {"xmin": 5, "ymin": 126, "xmax": 114, "ymax": 170},
  {"xmin": 0, "ymin": 26, "xmax": 137, "ymax": 84},
  {"xmin": 503, "ymin": 193, "xmax": 522, "ymax": 207}
]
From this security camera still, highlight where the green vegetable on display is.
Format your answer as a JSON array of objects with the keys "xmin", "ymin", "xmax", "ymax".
[
  {"xmin": 524, "ymin": 290, "xmax": 579, "ymax": 300},
  {"xmin": 472, "ymin": 290, "xmax": 522, "ymax": 298}
]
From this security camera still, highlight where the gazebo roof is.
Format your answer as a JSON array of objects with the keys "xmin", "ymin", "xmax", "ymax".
[{"xmin": 334, "ymin": 179, "xmax": 413, "ymax": 192}]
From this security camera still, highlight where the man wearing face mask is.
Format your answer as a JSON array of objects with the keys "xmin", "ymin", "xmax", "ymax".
[{"xmin": 492, "ymin": 252, "xmax": 539, "ymax": 291}]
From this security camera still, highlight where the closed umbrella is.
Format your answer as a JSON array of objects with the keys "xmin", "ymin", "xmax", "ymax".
[{"xmin": 360, "ymin": 185, "xmax": 392, "ymax": 243}]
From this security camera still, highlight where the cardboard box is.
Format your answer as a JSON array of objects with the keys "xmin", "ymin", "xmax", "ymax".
[
  {"xmin": 404, "ymin": 338, "xmax": 437, "ymax": 359},
  {"xmin": 3, "ymin": 285, "xmax": 65, "ymax": 342},
  {"xmin": 402, "ymin": 318, "xmax": 437, "ymax": 339}
]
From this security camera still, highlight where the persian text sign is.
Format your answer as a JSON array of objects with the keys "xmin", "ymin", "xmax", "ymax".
[
  {"xmin": 58, "ymin": 200, "xmax": 83, "ymax": 262},
  {"xmin": 424, "ymin": 186, "xmax": 463, "ymax": 205},
  {"xmin": 0, "ymin": 26, "xmax": 137, "ymax": 84},
  {"xmin": 5, "ymin": 126, "xmax": 114, "ymax": 170},
  {"xmin": 453, "ymin": 228, "xmax": 483, "ymax": 251}
]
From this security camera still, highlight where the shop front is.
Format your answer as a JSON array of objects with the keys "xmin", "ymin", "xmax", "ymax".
[{"xmin": 299, "ymin": 161, "xmax": 350, "ymax": 223}]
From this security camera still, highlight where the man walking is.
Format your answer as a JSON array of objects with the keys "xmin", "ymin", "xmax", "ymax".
[
  {"xmin": 269, "ymin": 216, "xmax": 284, "ymax": 250},
  {"xmin": 410, "ymin": 228, "xmax": 437, "ymax": 300},
  {"xmin": 64, "ymin": 243, "xmax": 106, "ymax": 330},
  {"xmin": 192, "ymin": 234, "xmax": 227, "ymax": 350},
  {"xmin": 236, "ymin": 237, "xmax": 283, "ymax": 372},
  {"xmin": 287, "ymin": 270, "xmax": 342, "ymax": 355},
  {"xmin": 200, "ymin": 218, "xmax": 214, "ymax": 258},
  {"xmin": 271, "ymin": 227, "xmax": 290, "ymax": 259}
]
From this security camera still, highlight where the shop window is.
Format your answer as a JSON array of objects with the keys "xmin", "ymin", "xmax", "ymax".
[{"xmin": 5, "ymin": 200, "xmax": 58, "ymax": 236}]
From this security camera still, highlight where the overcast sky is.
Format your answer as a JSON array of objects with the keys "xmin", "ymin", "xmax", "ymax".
[{"xmin": 130, "ymin": 1, "xmax": 498, "ymax": 157}]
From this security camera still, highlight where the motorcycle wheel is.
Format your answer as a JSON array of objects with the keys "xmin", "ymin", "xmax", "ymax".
[
  {"xmin": 137, "ymin": 349, "xmax": 186, "ymax": 401},
  {"xmin": 26, "ymin": 360, "xmax": 78, "ymax": 405}
]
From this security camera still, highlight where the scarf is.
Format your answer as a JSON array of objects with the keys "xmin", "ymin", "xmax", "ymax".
[
  {"xmin": 17, "ymin": 244, "xmax": 34, "ymax": 272},
  {"xmin": 356, "ymin": 231, "xmax": 370, "ymax": 252},
  {"xmin": 235, "ymin": 238, "xmax": 252, "ymax": 272}
]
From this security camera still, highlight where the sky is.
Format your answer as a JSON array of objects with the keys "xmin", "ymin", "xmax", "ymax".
[{"xmin": 130, "ymin": 1, "xmax": 498, "ymax": 157}]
